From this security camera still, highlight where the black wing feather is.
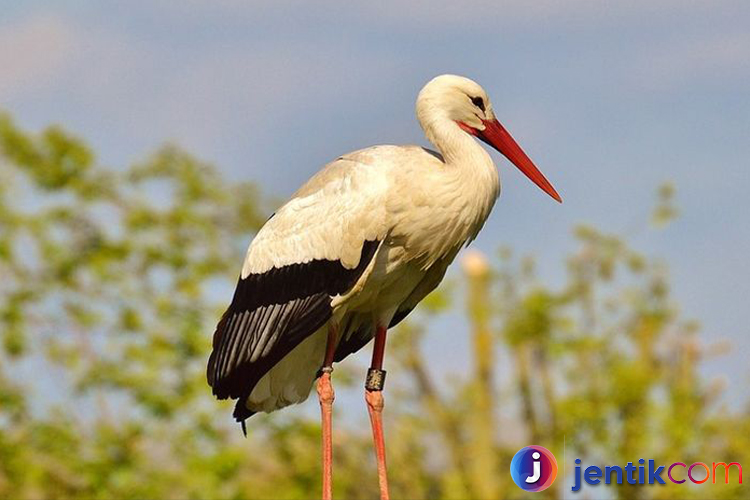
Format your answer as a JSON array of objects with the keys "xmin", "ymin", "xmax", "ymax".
[
  {"xmin": 207, "ymin": 240, "xmax": 380, "ymax": 405},
  {"xmin": 331, "ymin": 305, "xmax": 415, "ymax": 364},
  {"xmin": 388, "ymin": 306, "xmax": 414, "ymax": 329},
  {"xmin": 333, "ymin": 322, "xmax": 373, "ymax": 364}
]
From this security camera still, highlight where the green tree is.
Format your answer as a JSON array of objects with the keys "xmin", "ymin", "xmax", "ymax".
[{"xmin": 1, "ymin": 115, "xmax": 747, "ymax": 499}]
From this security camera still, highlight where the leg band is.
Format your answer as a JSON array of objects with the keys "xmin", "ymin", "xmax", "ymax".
[{"xmin": 365, "ymin": 368, "xmax": 387, "ymax": 391}]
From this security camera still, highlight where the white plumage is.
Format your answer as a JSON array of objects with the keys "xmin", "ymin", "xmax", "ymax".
[{"xmin": 207, "ymin": 74, "xmax": 560, "ymax": 423}]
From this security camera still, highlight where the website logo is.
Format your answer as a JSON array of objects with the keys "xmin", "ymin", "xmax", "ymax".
[
  {"xmin": 571, "ymin": 458, "xmax": 742, "ymax": 493},
  {"xmin": 510, "ymin": 445, "xmax": 558, "ymax": 492}
]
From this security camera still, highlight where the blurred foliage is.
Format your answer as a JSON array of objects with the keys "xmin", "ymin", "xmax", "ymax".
[{"xmin": 0, "ymin": 115, "xmax": 747, "ymax": 499}]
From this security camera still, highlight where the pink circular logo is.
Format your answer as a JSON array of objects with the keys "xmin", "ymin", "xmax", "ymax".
[{"xmin": 510, "ymin": 445, "xmax": 558, "ymax": 492}]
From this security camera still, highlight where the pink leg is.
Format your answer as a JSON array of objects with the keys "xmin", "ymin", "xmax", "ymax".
[
  {"xmin": 366, "ymin": 325, "xmax": 390, "ymax": 500},
  {"xmin": 318, "ymin": 323, "xmax": 338, "ymax": 500},
  {"xmin": 317, "ymin": 372, "xmax": 334, "ymax": 500}
]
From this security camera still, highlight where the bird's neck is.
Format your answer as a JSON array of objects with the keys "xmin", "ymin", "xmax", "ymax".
[
  {"xmin": 423, "ymin": 116, "xmax": 500, "ymax": 198},
  {"xmin": 420, "ymin": 116, "xmax": 501, "ymax": 251},
  {"xmin": 424, "ymin": 116, "xmax": 488, "ymax": 166}
]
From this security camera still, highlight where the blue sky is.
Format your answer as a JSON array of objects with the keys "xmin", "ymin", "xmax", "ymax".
[{"xmin": 2, "ymin": 1, "xmax": 749, "ymax": 410}]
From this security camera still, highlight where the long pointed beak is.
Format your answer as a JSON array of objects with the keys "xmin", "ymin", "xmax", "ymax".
[{"xmin": 478, "ymin": 119, "xmax": 562, "ymax": 203}]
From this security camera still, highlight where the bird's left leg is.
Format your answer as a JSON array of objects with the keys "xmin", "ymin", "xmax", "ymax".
[
  {"xmin": 317, "ymin": 322, "xmax": 338, "ymax": 500},
  {"xmin": 365, "ymin": 324, "xmax": 390, "ymax": 500}
]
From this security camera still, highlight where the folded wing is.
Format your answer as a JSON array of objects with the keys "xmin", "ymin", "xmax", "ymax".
[{"xmin": 207, "ymin": 156, "xmax": 390, "ymax": 405}]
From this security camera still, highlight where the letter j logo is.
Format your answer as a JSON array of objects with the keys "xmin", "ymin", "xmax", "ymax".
[{"xmin": 510, "ymin": 445, "xmax": 558, "ymax": 492}]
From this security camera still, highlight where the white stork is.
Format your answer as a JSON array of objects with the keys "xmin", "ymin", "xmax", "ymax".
[{"xmin": 207, "ymin": 74, "xmax": 561, "ymax": 500}]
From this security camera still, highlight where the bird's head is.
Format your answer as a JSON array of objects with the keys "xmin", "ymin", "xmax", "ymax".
[{"xmin": 417, "ymin": 74, "xmax": 561, "ymax": 203}]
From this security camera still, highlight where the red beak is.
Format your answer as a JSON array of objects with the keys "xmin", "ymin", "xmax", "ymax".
[{"xmin": 473, "ymin": 119, "xmax": 562, "ymax": 203}]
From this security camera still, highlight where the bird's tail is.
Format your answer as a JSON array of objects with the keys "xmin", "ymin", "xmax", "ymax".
[{"xmin": 233, "ymin": 398, "xmax": 256, "ymax": 437}]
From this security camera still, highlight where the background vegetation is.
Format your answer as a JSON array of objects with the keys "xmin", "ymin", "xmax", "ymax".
[{"xmin": 1, "ymin": 116, "xmax": 747, "ymax": 499}]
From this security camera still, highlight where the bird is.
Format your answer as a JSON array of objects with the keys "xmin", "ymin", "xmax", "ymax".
[{"xmin": 207, "ymin": 74, "xmax": 561, "ymax": 500}]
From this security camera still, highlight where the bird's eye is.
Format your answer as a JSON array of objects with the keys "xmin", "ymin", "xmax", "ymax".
[{"xmin": 471, "ymin": 96, "xmax": 485, "ymax": 112}]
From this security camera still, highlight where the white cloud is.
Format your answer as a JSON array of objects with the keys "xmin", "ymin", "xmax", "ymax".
[
  {"xmin": 0, "ymin": 14, "xmax": 77, "ymax": 100},
  {"xmin": 0, "ymin": 6, "xmax": 413, "ymax": 166}
]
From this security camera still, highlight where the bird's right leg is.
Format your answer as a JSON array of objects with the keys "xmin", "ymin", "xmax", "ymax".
[
  {"xmin": 317, "ymin": 322, "xmax": 338, "ymax": 500},
  {"xmin": 366, "ymin": 324, "xmax": 390, "ymax": 500}
]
